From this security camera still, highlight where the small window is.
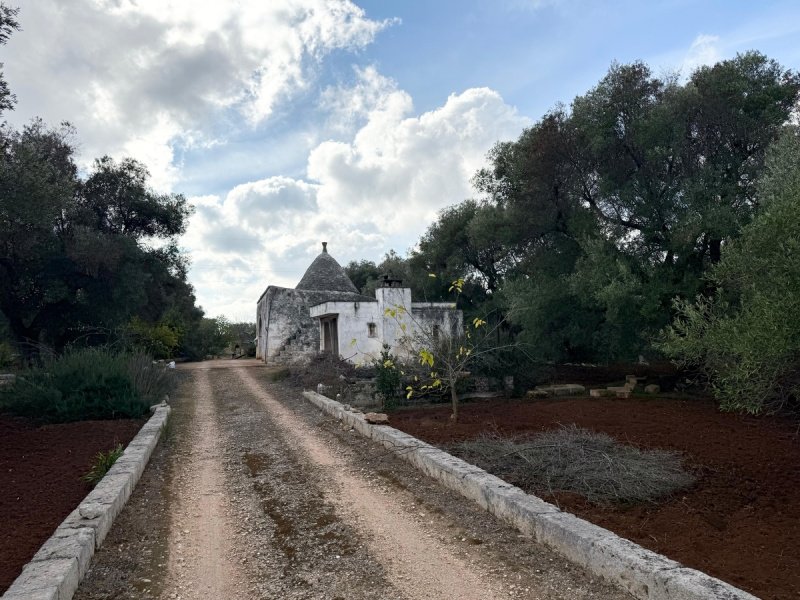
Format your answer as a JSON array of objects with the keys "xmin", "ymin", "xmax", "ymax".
[{"xmin": 368, "ymin": 322, "xmax": 377, "ymax": 338}]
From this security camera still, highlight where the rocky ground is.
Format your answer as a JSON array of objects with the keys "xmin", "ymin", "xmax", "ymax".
[{"xmin": 74, "ymin": 360, "xmax": 630, "ymax": 599}]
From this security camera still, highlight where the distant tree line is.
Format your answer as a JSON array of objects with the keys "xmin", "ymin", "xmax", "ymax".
[{"xmin": 347, "ymin": 51, "xmax": 800, "ymax": 413}]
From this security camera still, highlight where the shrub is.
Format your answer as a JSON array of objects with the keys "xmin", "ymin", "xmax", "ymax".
[
  {"xmin": 660, "ymin": 128, "xmax": 800, "ymax": 414},
  {"xmin": 291, "ymin": 352, "xmax": 357, "ymax": 396},
  {"xmin": 82, "ymin": 443, "xmax": 124, "ymax": 486},
  {"xmin": 0, "ymin": 347, "xmax": 175, "ymax": 423},
  {"xmin": 450, "ymin": 425, "xmax": 694, "ymax": 505},
  {"xmin": 123, "ymin": 317, "xmax": 180, "ymax": 360},
  {"xmin": 374, "ymin": 345, "xmax": 402, "ymax": 410}
]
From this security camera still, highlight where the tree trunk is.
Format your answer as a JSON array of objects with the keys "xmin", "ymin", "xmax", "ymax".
[{"xmin": 449, "ymin": 385, "xmax": 459, "ymax": 423}]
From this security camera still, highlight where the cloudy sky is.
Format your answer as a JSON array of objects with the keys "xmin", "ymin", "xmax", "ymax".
[{"xmin": 4, "ymin": 0, "xmax": 800, "ymax": 320}]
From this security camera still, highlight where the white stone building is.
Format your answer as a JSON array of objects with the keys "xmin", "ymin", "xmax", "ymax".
[{"xmin": 256, "ymin": 243, "xmax": 462, "ymax": 365}]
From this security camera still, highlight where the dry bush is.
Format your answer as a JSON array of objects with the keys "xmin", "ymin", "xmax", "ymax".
[
  {"xmin": 450, "ymin": 425, "xmax": 694, "ymax": 505},
  {"xmin": 290, "ymin": 353, "xmax": 357, "ymax": 395}
]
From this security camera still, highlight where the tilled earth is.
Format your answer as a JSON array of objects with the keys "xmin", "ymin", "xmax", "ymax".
[{"xmin": 75, "ymin": 361, "xmax": 630, "ymax": 599}]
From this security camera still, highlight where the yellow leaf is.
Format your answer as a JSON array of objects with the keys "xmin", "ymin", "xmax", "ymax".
[
  {"xmin": 428, "ymin": 273, "xmax": 437, "ymax": 278},
  {"xmin": 449, "ymin": 278, "xmax": 465, "ymax": 293},
  {"xmin": 418, "ymin": 349, "xmax": 434, "ymax": 367}
]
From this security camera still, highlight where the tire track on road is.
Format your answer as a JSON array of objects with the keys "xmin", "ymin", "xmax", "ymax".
[
  {"xmin": 238, "ymin": 367, "xmax": 505, "ymax": 600},
  {"xmin": 163, "ymin": 368, "xmax": 248, "ymax": 599}
]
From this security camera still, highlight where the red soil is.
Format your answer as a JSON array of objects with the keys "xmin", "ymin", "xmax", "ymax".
[
  {"xmin": 390, "ymin": 396, "xmax": 800, "ymax": 600},
  {"xmin": 0, "ymin": 416, "xmax": 144, "ymax": 593}
]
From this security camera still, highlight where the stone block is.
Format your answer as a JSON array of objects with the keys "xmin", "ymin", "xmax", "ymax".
[
  {"xmin": 644, "ymin": 384, "xmax": 661, "ymax": 394},
  {"xmin": 1, "ymin": 586, "xmax": 60, "ymax": 599},
  {"xmin": 589, "ymin": 388, "xmax": 613, "ymax": 398},
  {"xmin": 4, "ymin": 558, "xmax": 80, "ymax": 600},
  {"xmin": 31, "ymin": 527, "xmax": 95, "ymax": 577},
  {"xmin": 650, "ymin": 566, "xmax": 759, "ymax": 600},
  {"xmin": 526, "ymin": 389, "xmax": 550, "ymax": 398},
  {"xmin": 364, "ymin": 412, "xmax": 389, "ymax": 425},
  {"xmin": 534, "ymin": 384, "xmax": 586, "ymax": 397}
]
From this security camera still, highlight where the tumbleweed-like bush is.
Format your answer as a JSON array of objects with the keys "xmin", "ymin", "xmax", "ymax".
[{"xmin": 450, "ymin": 425, "xmax": 694, "ymax": 505}]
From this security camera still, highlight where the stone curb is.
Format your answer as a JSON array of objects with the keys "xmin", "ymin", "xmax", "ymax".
[
  {"xmin": 2, "ymin": 404, "xmax": 171, "ymax": 600},
  {"xmin": 302, "ymin": 390, "xmax": 758, "ymax": 600}
]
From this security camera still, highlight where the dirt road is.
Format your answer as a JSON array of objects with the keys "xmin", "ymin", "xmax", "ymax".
[{"xmin": 75, "ymin": 361, "xmax": 629, "ymax": 599}]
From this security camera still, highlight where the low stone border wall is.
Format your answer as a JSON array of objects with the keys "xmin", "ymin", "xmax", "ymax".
[
  {"xmin": 302, "ymin": 390, "xmax": 757, "ymax": 600},
  {"xmin": 2, "ymin": 404, "xmax": 171, "ymax": 600}
]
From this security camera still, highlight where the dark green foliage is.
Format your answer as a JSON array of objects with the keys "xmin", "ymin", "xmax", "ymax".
[
  {"xmin": 661, "ymin": 128, "xmax": 800, "ymax": 413},
  {"xmin": 343, "ymin": 259, "xmax": 382, "ymax": 295},
  {"xmin": 77, "ymin": 156, "xmax": 191, "ymax": 239},
  {"xmin": 0, "ymin": 121, "xmax": 202, "ymax": 354},
  {"xmin": 411, "ymin": 52, "xmax": 799, "ymax": 365},
  {"xmin": 226, "ymin": 321, "xmax": 257, "ymax": 357},
  {"xmin": 180, "ymin": 317, "xmax": 230, "ymax": 360},
  {"xmin": 344, "ymin": 250, "xmax": 437, "ymax": 301},
  {"xmin": 82, "ymin": 443, "xmax": 124, "ymax": 486},
  {"xmin": 0, "ymin": 347, "xmax": 175, "ymax": 422},
  {"xmin": 0, "ymin": 2, "xmax": 19, "ymax": 115}
]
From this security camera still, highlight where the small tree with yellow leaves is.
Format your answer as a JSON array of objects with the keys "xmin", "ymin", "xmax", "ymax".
[{"xmin": 392, "ymin": 277, "xmax": 513, "ymax": 423}]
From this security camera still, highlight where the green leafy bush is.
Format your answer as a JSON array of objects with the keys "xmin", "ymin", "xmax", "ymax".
[
  {"xmin": 123, "ymin": 317, "xmax": 180, "ymax": 359},
  {"xmin": 0, "ymin": 347, "xmax": 175, "ymax": 422},
  {"xmin": 374, "ymin": 345, "xmax": 401, "ymax": 410},
  {"xmin": 660, "ymin": 129, "xmax": 800, "ymax": 414},
  {"xmin": 82, "ymin": 443, "xmax": 124, "ymax": 486}
]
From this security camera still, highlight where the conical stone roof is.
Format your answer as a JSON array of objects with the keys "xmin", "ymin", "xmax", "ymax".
[{"xmin": 295, "ymin": 243, "xmax": 359, "ymax": 294}]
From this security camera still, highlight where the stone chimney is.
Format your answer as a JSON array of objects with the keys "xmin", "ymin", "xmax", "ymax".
[{"xmin": 322, "ymin": 241, "xmax": 328, "ymax": 253}]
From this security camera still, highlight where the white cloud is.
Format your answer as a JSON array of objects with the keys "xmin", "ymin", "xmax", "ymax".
[
  {"xmin": 4, "ymin": 0, "xmax": 394, "ymax": 190},
  {"xmin": 681, "ymin": 34, "xmax": 721, "ymax": 76},
  {"xmin": 309, "ymin": 86, "xmax": 528, "ymax": 230},
  {"xmin": 184, "ymin": 84, "xmax": 530, "ymax": 319},
  {"xmin": 319, "ymin": 65, "xmax": 400, "ymax": 133}
]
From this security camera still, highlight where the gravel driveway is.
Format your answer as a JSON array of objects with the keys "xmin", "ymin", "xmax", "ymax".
[{"xmin": 74, "ymin": 360, "xmax": 630, "ymax": 599}]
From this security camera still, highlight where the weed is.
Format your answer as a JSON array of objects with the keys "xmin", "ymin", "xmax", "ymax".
[{"xmin": 82, "ymin": 443, "xmax": 124, "ymax": 486}]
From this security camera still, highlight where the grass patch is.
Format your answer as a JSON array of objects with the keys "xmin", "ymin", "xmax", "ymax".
[
  {"xmin": 82, "ymin": 443, "xmax": 124, "ymax": 486},
  {"xmin": 450, "ymin": 425, "xmax": 694, "ymax": 505},
  {"xmin": 0, "ymin": 347, "xmax": 176, "ymax": 423},
  {"xmin": 268, "ymin": 367, "xmax": 291, "ymax": 382}
]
